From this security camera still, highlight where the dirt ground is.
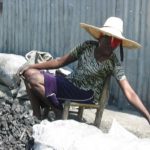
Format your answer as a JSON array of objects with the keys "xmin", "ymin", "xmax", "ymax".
[{"xmin": 81, "ymin": 106, "xmax": 150, "ymax": 138}]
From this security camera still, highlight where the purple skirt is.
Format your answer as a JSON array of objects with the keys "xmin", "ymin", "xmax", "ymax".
[{"xmin": 42, "ymin": 72, "xmax": 94, "ymax": 108}]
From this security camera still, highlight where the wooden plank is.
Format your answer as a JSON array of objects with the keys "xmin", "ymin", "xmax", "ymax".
[{"xmin": 69, "ymin": 102, "xmax": 99, "ymax": 108}]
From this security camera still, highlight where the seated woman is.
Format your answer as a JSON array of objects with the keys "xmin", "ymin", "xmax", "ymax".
[{"xmin": 19, "ymin": 17, "xmax": 150, "ymax": 124}]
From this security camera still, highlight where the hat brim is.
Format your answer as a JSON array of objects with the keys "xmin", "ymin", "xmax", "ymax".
[{"xmin": 80, "ymin": 23, "xmax": 142, "ymax": 49}]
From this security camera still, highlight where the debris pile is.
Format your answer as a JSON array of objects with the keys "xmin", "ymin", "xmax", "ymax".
[{"xmin": 0, "ymin": 99, "xmax": 40, "ymax": 150}]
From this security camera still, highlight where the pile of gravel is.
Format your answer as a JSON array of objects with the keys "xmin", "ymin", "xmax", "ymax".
[{"xmin": 0, "ymin": 99, "xmax": 41, "ymax": 150}]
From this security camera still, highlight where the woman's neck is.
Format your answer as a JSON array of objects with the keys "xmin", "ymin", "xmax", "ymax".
[
  {"xmin": 94, "ymin": 47, "xmax": 113, "ymax": 62},
  {"xmin": 94, "ymin": 47, "xmax": 113, "ymax": 61}
]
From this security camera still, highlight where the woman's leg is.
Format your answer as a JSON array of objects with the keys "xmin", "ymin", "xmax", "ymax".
[
  {"xmin": 23, "ymin": 69, "xmax": 52, "ymax": 119},
  {"xmin": 24, "ymin": 81, "xmax": 42, "ymax": 119}
]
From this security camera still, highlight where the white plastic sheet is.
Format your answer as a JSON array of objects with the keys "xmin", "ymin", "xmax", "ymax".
[{"xmin": 32, "ymin": 119, "xmax": 150, "ymax": 150}]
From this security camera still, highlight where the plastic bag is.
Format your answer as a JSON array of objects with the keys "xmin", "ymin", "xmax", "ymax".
[
  {"xmin": 32, "ymin": 119, "xmax": 150, "ymax": 150},
  {"xmin": 0, "ymin": 53, "xmax": 26, "ymax": 89}
]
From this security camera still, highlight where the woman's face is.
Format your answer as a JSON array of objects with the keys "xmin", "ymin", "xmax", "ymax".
[{"xmin": 98, "ymin": 35, "xmax": 121, "ymax": 56}]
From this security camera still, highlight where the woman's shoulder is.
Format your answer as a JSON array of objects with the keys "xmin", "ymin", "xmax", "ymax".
[
  {"xmin": 77, "ymin": 40, "xmax": 98, "ymax": 52},
  {"xmin": 110, "ymin": 53, "xmax": 122, "ymax": 66},
  {"xmin": 82, "ymin": 40, "xmax": 98, "ymax": 46}
]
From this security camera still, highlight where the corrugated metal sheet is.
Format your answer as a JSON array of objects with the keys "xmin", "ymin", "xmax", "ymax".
[{"xmin": 0, "ymin": 0, "xmax": 150, "ymax": 109}]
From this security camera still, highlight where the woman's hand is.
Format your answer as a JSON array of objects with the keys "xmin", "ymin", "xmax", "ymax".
[{"xmin": 17, "ymin": 63, "xmax": 31, "ymax": 77}]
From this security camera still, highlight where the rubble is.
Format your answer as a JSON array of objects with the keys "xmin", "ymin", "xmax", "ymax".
[{"xmin": 0, "ymin": 98, "xmax": 40, "ymax": 150}]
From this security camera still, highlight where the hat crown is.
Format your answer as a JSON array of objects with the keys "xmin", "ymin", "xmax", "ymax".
[{"xmin": 103, "ymin": 17, "xmax": 123, "ymax": 33}]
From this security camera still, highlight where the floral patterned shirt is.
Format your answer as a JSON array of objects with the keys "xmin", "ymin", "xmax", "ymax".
[{"xmin": 66, "ymin": 40, "xmax": 126, "ymax": 103}]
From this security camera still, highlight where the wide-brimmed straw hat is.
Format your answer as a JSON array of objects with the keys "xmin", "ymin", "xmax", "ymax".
[{"xmin": 80, "ymin": 17, "xmax": 141, "ymax": 49}]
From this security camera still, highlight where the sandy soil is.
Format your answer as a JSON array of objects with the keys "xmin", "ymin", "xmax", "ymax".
[{"xmin": 81, "ymin": 106, "xmax": 150, "ymax": 138}]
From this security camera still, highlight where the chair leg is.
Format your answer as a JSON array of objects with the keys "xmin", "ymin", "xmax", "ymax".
[
  {"xmin": 78, "ymin": 107, "xmax": 84, "ymax": 121},
  {"xmin": 62, "ymin": 101, "xmax": 70, "ymax": 120},
  {"xmin": 94, "ymin": 108, "xmax": 103, "ymax": 128}
]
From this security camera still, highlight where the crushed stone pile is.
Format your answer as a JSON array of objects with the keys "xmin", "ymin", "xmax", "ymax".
[{"xmin": 0, "ymin": 99, "xmax": 41, "ymax": 150}]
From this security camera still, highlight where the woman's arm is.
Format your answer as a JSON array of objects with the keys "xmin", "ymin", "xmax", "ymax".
[
  {"xmin": 19, "ymin": 53, "xmax": 77, "ymax": 75},
  {"xmin": 19, "ymin": 41, "xmax": 88, "ymax": 75},
  {"xmin": 29, "ymin": 53, "xmax": 76, "ymax": 70},
  {"xmin": 118, "ymin": 79, "xmax": 150, "ymax": 124}
]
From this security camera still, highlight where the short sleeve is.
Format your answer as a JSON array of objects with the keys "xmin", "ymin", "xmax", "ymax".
[{"xmin": 112, "ymin": 55, "xmax": 126, "ymax": 80}]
